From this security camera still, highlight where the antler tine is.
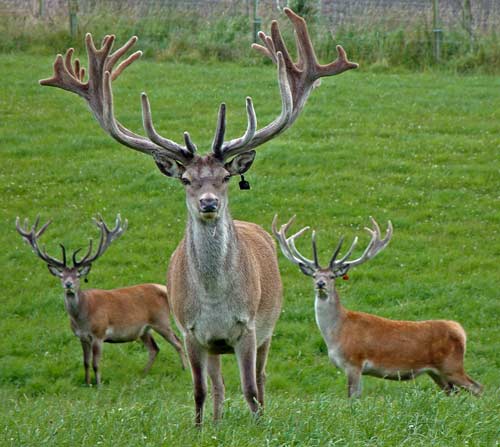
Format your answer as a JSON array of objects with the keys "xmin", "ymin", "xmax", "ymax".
[
  {"xmin": 15, "ymin": 216, "xmax": 66, "ymax": 268},
  {"xmin": 140, "ymin": 93, "xmax": 193, "ymax": 164},
  {"xmin": 311, "ymin": 230, "xmax": 320, "ymax": 268},
  {"xmin": 272, "ymin": 215, "xmax": 299, "ymax": 265},
  {"xmin": 287, "ymin": 227, "xmax": 315, "ymax": 266},
  {"xmin": 212, "ymin": 103, "xmax": 226, "ymax": 157},
  {"xmin": 184, "ymin": 132, "xmax": 197, "ymax": 154},
  {"xmin": 219, "ymin": 97, "xmax": 257, "ymax": 160},
  {"xmin": 335, "ymin": 236, "xmax": 359, "ymax": 264},
  {"xmin": 328, "ymin": 236, "xmax": 345, "ymax": 269},
  {"xmin": 59, "ymin": 243, "xmax": 67, "ymax": 266},
  {"xmin": 272, "ymin": 215, "xmax": 316, "ymax": 270},
  {"xmin": 72, "ymin": 240, "xmax": 93, "ymax": 267}
]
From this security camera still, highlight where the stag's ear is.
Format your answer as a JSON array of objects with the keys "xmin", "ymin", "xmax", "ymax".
[
  {"xmin": 47, "ymin": 265, "xmax": 63, "ymax": 278},
  {"xmin": 77, "ymin": 265, "xmax": 92, "ymax": 278},
  {"xmin": 153, "ymin": 153, "xmax": 185, "ymax": 178},
  {"xmin": 299, "ymin": 263, "xmax": 315, "ymax": 277},
  {"xmin": 224, "ymin": 150, "xmax": 256, "ymax": 176}
]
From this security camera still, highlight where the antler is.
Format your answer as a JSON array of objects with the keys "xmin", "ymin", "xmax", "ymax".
[
  {"xmin": 272, "ymin": 215, "xmax": 392, "ymax": 276},
  {"xmin": 252, "ymin": 10, "xmax": 357, "ymax": 124},
  {"xmin": 39, "ymin": 34, "xmax": 192, "ymax": 165},
  {"xmin": 272, "ymin": 215, "xmax": 317, "ymax": 272},
  {"xmin": 215, "ymin": 8, "xmax": 358, "ymax": 161},
  {"xmin": 73, "ymin": 214, "xmax": 128, "ymax": 268},
  {"xmin": 329, "ymin": 217, "xmax": 393, "ymax": 274},
  {"xmin": 15, "ymin": 216, "xmax": 67, "ymax": 268}
]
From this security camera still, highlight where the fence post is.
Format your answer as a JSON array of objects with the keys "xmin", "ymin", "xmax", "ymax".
[
  {"xmin": 463, "ymin": 0, "xmax": 474, "ymax": 51},
  {"xmin": 432, "ymin": 0, "xmax": 442, "ymax": 63},
  {"xmin": 253, "ymin": 0, "xmax": 261, "ymax": 43},
  {"xmin": 38, "ymin": 0, "xmax": 44, "ymax": 17},
  {"xmin": 68, "ymin": 0, "xmax": 78, "ymax": 38}
]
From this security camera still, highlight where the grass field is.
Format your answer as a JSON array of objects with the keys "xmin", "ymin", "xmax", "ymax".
[{"xmin": 1, "ymin": 51, "xmax": 499, "ymax": 445}]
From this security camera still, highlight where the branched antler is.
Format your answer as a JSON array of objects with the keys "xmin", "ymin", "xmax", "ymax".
[
  {"xmin": 252, "ymin": 8, "xmax": 358, "ymax": 124},
  {"xmin": 73, "ymin": 214, "xmax": 127, "ymax": 267},
  {"xmin": 15, "ymin": 216, "xmax": 66, "ymax": 268},
  {"xmin": 273, "ymin": 215, "xmax": 392, "ymax": 276}
]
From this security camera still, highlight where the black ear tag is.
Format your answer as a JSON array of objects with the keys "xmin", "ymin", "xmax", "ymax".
[
  {"xmin": 239, "ymin": 175, "xmax": 250, "ymax": 190},
  {"xmin": 84, "ymin": 277, "xmax": 89, "ymax": 283}
]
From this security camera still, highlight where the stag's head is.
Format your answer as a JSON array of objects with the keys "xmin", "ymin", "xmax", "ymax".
[
  {"xmin": 39, "ymin": 9, "xmax": 358, "ymax": 224},
  {"xmin": 16, "ymin": 215, "xmax": 127, "ymax": 294},
  {"xmin": 272, "ymin": 216, "xmax": 393, "ymax": 300},
  {"xmin": 151, "ymin": 101, "xmax": 257, "ymax": 223}
]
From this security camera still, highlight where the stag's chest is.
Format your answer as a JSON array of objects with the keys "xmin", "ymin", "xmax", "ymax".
[
  {"xmin": 314, "ymin": 297, "xmax": 346, "ymax": 368},
  {"xmin": 186, "ymin": 281, "xmax": 253, "ymax": 348}
]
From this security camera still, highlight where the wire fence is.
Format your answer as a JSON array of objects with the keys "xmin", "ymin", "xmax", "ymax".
[
  {"xmin": 1, "ymin": 0, "xmax": 499, "ymax": 71},
  {"xmin": 2, "ymin": 0, "xmax": 499, "ymax": 29}
]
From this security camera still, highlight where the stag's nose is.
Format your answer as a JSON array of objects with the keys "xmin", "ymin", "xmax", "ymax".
[
  {"xmin": 65, "ymin": 281, "xmax": 73, "ymax": 289},
  {"xmin": 199, "ymin": 196, "xmax": 219, "ymax": 213},
  {"xmin": 316, "ymin": 279, "xmax": 326, "ymax": 289}
]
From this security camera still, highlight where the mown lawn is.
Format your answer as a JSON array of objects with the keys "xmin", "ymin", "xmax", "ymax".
[{"xmin": 0, "ymin": 52, "xmax": 499, "ymax": 446}]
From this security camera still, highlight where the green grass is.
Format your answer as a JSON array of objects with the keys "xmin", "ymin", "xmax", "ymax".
[{"xmin": 1, "ymin": 52, "xmax": 499, "ymax": 445}]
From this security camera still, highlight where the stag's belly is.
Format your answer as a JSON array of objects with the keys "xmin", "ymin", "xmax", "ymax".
[
  {"xmin": 361, "ymin": 361, "xmax": 434, "ymax": 380},
  {"xmin": 186, "ymin": 298, "xmax": 253, "ymax": 353}
]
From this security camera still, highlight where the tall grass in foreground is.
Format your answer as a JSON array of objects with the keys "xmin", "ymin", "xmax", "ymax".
[
  {"xmin": 1, "ymin": 3, "xmax": 499, "ymax": 73},
  {"xmin": 0, "ymin": 54, "xmax": 499, "ymax": 445}
]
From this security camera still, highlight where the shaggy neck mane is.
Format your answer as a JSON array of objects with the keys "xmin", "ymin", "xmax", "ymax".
[{"xmin": 186, "ymin": 209, "xmax": 239, "ymax": 284}]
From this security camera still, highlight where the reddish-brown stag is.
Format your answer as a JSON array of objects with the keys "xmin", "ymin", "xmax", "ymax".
[
  {"xmin": 16, "ymin": 215, "xmax": 186, "ymax": 385},
  {"xmin": 273, "ymin": 215, "xmax": 483, "ymax": 398}
]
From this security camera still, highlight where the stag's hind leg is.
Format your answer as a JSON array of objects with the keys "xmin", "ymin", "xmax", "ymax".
[
  {"xmin": 141, "ymin": 332, "xmax": 160, "ymax": 374},
  {"xmin": 153, "ymin": 323, "xmax": 187, "ymax": 370},
  {"xmin": 91, "ymin": 339, "xmax": 103, "ymax": 385},
  {"xmin": 235, "ymin": 330, "xmax": 260, "ymax": 416},
  {"xmin": 207, "ymin": 354, "xmax": 225, "ymax": 422},
  {"xmin": 444, "ymin": 371, "xmax": 483, "ymax": 396}
]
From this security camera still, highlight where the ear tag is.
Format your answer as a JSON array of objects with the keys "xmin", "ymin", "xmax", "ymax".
[
  {"xmin": 239, "ymin": 175, "xmax": 250, "ymax": 190},
  {"xmin": 342, "ymin": 274, "xmax": 349, "ymax": 281},
  {"xmin": 84, "ymin": 277, "xmax": 89, "ymax": 283}
]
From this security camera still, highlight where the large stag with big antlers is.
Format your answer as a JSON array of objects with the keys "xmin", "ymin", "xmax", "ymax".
[
  {"xmin": 273, "ymin": 215, "xmax": 483, "ymax": 398},
  {"xmin": 16, "ymin": 215, "xmax": 187, "ymax": 385},
  {"xmin": 39, "ymin": 8, "xmax": 357, "ymax": 423}
]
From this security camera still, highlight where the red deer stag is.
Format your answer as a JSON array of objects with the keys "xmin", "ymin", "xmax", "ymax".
[
  {"xmin": 16, "ymin": 215, "xmax": 187, "ymax": 385},
  {"xmin": 39, "ymin": 8, "xmax": 357, "ymax": 422},
  {"xmin": 273, "ymin": 215, "xmax": 483, "ymax": 398}
]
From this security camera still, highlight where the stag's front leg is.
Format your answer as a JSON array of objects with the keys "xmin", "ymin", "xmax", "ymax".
[
  {"xmin": 185, "ymin": 336, "xmax": 208, "ymax": 425},
  {"xmin": 81, "ymin": 340, "xmax": 91, "ymax": 385},
  {"xmin": 235, "ymin": 329, "xmax": 260, "ymax": 415},
  {"xmin": 346, "ymin": 367, "xmax": 362, "ymax": 398},
  {"xmin": 207, "ymin": 354, "xmax": 225, "ymax": 422}
]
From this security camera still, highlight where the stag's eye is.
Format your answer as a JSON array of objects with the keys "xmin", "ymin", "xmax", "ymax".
[
  {"xmin": 223, "ymin": 175, "xmax": 231, "ymax": 183},
  {"xmin": 181, "ymin": 177, "xmax": 191, "ymax": 186}
]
